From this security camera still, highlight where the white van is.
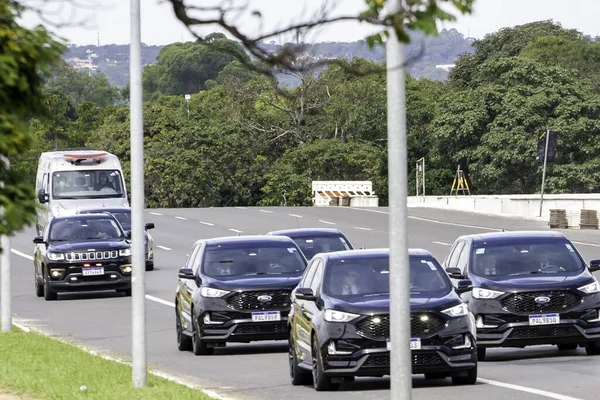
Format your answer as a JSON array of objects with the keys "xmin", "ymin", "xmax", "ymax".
[{"xmin": 35, "ymin": 150, "xmax": 129, "ymax": 234}]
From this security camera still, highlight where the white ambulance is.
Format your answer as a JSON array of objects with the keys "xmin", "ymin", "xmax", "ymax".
[{"xmin": 35, "ymin": 150, "xmax": 129, "ymax": 234}]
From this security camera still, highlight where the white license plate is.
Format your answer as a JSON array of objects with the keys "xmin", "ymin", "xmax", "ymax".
[
  {"xmin": 529, "ymin": 313, "xmax": 560, "ymax": 326},
  {"xmin": 82, "ymin": 267, "xmax": 104, "ymax": 276},
  {"xmin": 251, "ymin": 311, "xmax": 281, "ymax": 322},
  {"xmin": 410, "ymin": 338, "xmax": 421, "ymax": 350}
]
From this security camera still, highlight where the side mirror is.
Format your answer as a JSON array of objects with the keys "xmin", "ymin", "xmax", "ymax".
[
  {"xmin": 590, "ymin": 259, "xmax": 600, "ymax": 273},
  {"xmin": 33, "ymin": 236, "xmax": 45, "ymax": 244},
  {"xmin": 446, "ymin": 267, "xmax": 465, "ymax": 279},
  {"xmin": 125, "ymin": 230, "xmax": 132, "ymax": 239},
  {"xmin": 144, "ymin": 222, "xmax": 155, "ymax": 230},
  {"xmin": 178, "ymin": 268, "xmax": 195, "ymax": 280},
  {"xmin": 37, "ymin": 189, "xmax": 48, "ymax": 204},
  {"xmin": 295, "ymin": 287, "xmax": 317, "ymax": 301},
  {"xmin": 456, "ymin": 279, "xmax": 473, "ymax": 294}
]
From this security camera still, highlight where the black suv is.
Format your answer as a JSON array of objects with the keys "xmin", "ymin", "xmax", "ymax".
[
  {"xmin": 443, "ymin": 231, "xmax": 600, "ymax": 360},
  {"xmin": 175, "ymin": 235, "xmax": 308, "ymax": 355},
  {"xmin": 267, "ymin": 228, "xmax": 354, "ymax": 259},
  {"xmin": 288, "ymin": 248, "xmax": 477, "ymax": 391},
  {"xmin": 33, "ymin": 214, "xmax": 133, "ymax": 300}
]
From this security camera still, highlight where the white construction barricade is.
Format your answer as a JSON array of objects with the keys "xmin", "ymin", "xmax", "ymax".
[{"xmin": 312, "ymin": 181, "xmax": 379, "ymax": 207}]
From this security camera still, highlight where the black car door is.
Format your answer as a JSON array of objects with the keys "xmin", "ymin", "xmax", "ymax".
[
  {"xmin": 300, "ymin": 259, "xmax": 325, "ymax": 364},
  {"xmin": 293, "ymin": 258, "xmax": 321, "ymax": 363},
  {"xmin": 179, "ymin": 243, "xmax": 201, "ymax": 333}
]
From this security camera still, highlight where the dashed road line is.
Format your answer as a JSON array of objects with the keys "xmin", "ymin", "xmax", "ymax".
[
  {"xmin": 354, "ymin": 227, "xmax": 373, "ymax": 231},
  {"xmin": 149, "ymin": 212, "xmax": 163, "ymax": 216},
  {"xmin": 11, "ymin": 249, "xmax": 33, "ymax": 260},
  {"xmin": 199, "ymin": 221, "xmax": 215, "ymax": 226},
  {"xmin": 479, "ymin": 378, "xmax": 583, "ymax": 400},
  {"xmin": 229, "ymin": 229, "xmax": 243, "ymax": 233},
  {"xmin": 235, "ymin": 207, "xmax": 247, "ymax": 210},
  {"xmin": 145, "ymin": 295, "xmax": 175, "ymax": 308},
  {"xmin": 174, "ymin": 216, "xmax": 187, "ymax": 220},
  {"xmin": 157, "ymin": 245, "xmax": 172, "ymax": 251},
  {"xmin": 432, "ymin": 241, "xmax": 452, "ymax": 246},
  {"xmin": 259, "ymin": 209, "xmax": 273, "ymax": 214},
  {"xmin": 289, "ymin": 214, "xmax": 303, "ymax": 218},
  {"xmin": 318, "ymin": 220, "xmax": 336, "ymax": 225},
  {"xmin": 572, "ymin": 241, "xmax": 600, "ymax": 248}
]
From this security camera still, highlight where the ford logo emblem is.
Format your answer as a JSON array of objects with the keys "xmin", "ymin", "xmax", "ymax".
[
  {"xmin": 257, "ymin": 295, "xmax": 272, "ymax": 302},
  {"xmin": 535, "ymin": 296, "xmax": 551, "ymax": 304}
]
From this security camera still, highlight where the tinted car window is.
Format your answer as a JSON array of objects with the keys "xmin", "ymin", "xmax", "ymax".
[
  {"xmin": 50, "ymin": 218, "xmax": 123, "ymax": 241},
  {"xmin": 291, "ymin": 235, "xmax": 351, "ymax": 259},
  {"xmin": 52, "ymin": 170, "xmax": 124, "ymax": 199},
  {"xmin": 471, "ymin": 239, "xmax": 585, "ymax": 277},
  {"xmin": 202, "ymin": 243, "xmax": 306, "ymax": 277},
  {"xmin": 110, "ymin": 212, "xmax": 131, "ymax": 230},
  {"xmin": 323, "ymin": 255, "xmax": 452, "ymax": 297}
]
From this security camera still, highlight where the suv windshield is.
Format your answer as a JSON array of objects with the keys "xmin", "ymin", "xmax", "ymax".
[
  {"xmin": 471, "ymin": 239, "xmax": 585, "ymax": 277},
  {"xmin": 323, "ymin": 255, "xmax": 451, "ymax": 297},
  {"xmin": 291, "ymin": 235, "xmax": 351, "ymax": 259},
  {"xmin": 202, "ymin": 244, "xmax": 306, "ymax": 277},
  {"xmin": 49, "ymin": 218, "xmax": 124, "ymax": 241},
  {"xmin": 52, "ymin": 170, "xmax": 125, "ymax": 199}
]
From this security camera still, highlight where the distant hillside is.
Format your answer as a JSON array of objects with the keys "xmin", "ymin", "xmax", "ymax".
[{"xmin": 63, "ymin": 29, "xmax": 475, "ymax": 87}]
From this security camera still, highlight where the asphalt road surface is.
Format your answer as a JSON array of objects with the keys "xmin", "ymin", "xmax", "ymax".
[{"xmin": 6, "ymin": 206, "xmax": 600, "ymax": 400}]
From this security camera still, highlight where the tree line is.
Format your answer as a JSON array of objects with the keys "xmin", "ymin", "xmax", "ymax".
[{"xmin": 17, "ymin": 20, "xmax": 600, "ymax": 209}]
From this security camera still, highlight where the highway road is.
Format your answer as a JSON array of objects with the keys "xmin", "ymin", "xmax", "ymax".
[{"xmin": 6, "ymin": 206, "xmax": 600, "ymax": 400}]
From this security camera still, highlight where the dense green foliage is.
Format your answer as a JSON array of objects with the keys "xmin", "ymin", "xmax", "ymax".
[{"xmin": 21, "ymin": 20, "xmax": 600, "ymax": 209}]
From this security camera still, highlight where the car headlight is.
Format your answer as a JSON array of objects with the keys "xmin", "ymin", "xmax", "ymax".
[
  {"xmin": 200, "ymin": 287, "xmax": 230, "ymax": 298},
  {"xmin": 48, "ymin": 252, "xmax": 64, "ymax": 261},
  {"xmin": 119, "ymin": 248, "xmax": 132, "ymax": 257},
  {"xmin": 472, "ymin": 288, "xmax": 505, "ymax": 299},
  {"xmin": 442, "ymin": 303, "xmax": 469, "ymax": 317},
  {"xmin": 323, "ymin": 309, "xmax": 360, "ymax": 323},
  {"xmin": 578, "ymin": 281, "xmax": 600, "ymax": 294}
]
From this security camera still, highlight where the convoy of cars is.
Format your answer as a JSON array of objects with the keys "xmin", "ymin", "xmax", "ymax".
[{"xmin": 29, "ymin": 153, "xmax": 600, "ymax": 391}]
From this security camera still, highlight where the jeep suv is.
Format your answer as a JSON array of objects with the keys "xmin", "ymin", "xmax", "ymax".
[
  {"xmin": 443, "ymin": 231, "xmax": 600, "ymax": 360},
  {"xmin": 175, "ymin": 235, "xmax": 308, "ymax": 355},
  {"xmin": 33, "ymin": 214, "xmax": 133, "ymax": 300}
]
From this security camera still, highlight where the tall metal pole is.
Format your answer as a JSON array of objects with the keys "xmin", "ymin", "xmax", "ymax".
[
  {"xmin": 1, "ymin": 156, "xmax": 11, "ymax": 332},
  {"xmin": 130, "ymin": 0, "xmax": 146, "ymax": 387},
  {"xmin": 415, "ymin": 162, "xmax": 418, "ymax": 196},
  {"xmin": 386, "ymin": 0, "xmax": 411, "ymax": 398},
  {"xmin": 422, "ymin": 158, "xmax": 425, "ymax": 197},
  {"xmin": 539, "ymin": 129, "xmax": 550, "ymax": 218}
]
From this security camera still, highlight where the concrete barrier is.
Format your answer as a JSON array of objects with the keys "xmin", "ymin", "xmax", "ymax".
[{"xmin": 407, "ymin": 194, "xmax": 600, "ymax": 221}]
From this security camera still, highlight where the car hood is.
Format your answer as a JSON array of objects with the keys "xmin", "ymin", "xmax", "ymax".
[
  {"xmin": 49, "ymin": 240, "xmax": 129, "ymax": 252},
  {"xmin": 472, "ymin": 272, "xmax": 595, "ymax": 292},
  {"xmin": 410, "ymin": 290, "xmax": 463, "ymax": 313},
  {"xmin": 52, "ymin": 198, "xmax": 128, "ymax": 217},
  {"xmin": 206, "ymin": 274, "xmax": 302, "ymax": 291}
]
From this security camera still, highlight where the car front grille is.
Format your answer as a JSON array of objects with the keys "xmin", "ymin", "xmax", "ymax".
[
  {"xmin": 233, "ymin": 323, "xmax": 287, "ymax": 335},
  {"xmin": 355, "ymin": 315, "xmax": 390, "ymax": 340},
  {"xmin": 501, "ymin": 291, "xmax": 582, "ymax": 314},
  {"xmin": 411, "ymin": 313, "xmax": 447, "ymax": 337},
  {"xmin": 363, "ymin": 354, "xmax": 390, "ymax": 367},
  {"xmin": 412, "ymin": 353, "xmax": 444, "ymax": 365},
  {"xmin": 65, "ymin": 251, "xmax": 118, "ymax": 261},
  {"xmin": 226, "ymin": 290, "xmax": 291, "ymax": 311},
  {"xmin": 508, "ymin": 326, "xmax": 581, "ymax": 339}
]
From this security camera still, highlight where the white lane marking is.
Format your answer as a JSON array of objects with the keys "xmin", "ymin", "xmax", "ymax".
[
  {"xmin": 479, "ymin": 378, "xmax": 583, "ymax": 400},
  {"xmin": 319, "ymin": 220, "xmax": 336, "ymax": 225},
  {"xmin": 199, "ymin": 221, "xmax": 215, "ymax": 226},
  {"xmin": 572, "ymin": 241, "xmax": 600, "ymax": 248},
  {"xmin": 11, "ymin": 249, "xmax": 34, "ymax": 261},
  {"xmin": 259, "ymin": 209, "xmax": 273, "ymax": 214},
  {"xmin": 157, "ymin": 245, "xmax": 172, "ymax": 251},
  {"xmin": 149, "ymin": 212, "xmax": 163, "ymax": 216},
  {"xmin": 174, "ymin": 216, "xmax": 187, "ymax": 220},
  {"xmin": 145, "ymin": 295, "xmax": 175, "ymax": 308},
  {"xmin": 432, "ymin": 241, "xmax": 451, "ymax": 246},
  {"xmin": 289, "ymin": 214, "xmax": 303, "ymax": 218},
  {"xmin": 229, "ymin": 229, "xmax": 243, "ymax": 233},
  {"xmin": 235, "ymin": 207, "xmax": 247, "ymax": 210},
  {"xmin": 354, "ymin": 227, "xmax": 373, "ymax": 231}
]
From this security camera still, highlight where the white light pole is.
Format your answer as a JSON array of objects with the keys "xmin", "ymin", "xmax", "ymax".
[
  {"xmin": 1, "ymin": 155, "xmax": 11, "ymax": 332},
  {"xmin": 184, "ymin": 94, "xmax": 191, "ymax": 116},
  {"xmin": 386, "ymin": 0, "xmax": 412, "ymax": 399},
  {"xmin": 130, "ymin": 0, "xmax": 146, "ymax": 388}
]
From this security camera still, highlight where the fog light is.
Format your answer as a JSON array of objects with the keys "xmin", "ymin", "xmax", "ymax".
[
  {"xmin": 110, "ymin": 274, "xmax": 117, "ymax": 279},
  {"xmin": 327, "ymin": 341, "xmax": 352, "ymax": 356},
  {"xmin": 71, "ymin": 277, "xmax": 78, "ymax": 281},
  {"xmin": 120, "ymin": 265, "xmax": 132, "ymax": 273},
  {"xmin": 452, "ymin": 334, "xmax": 473, "ymax": 350},
  {"xmin": 203, "ymin": 313, "xmax": 223, "ymax": 325},
  {"xmin": 50, "ymin": 269, "xmax": 64, "ymax": 278}
]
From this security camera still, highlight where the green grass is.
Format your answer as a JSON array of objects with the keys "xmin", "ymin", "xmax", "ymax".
[{"xmin": 0, "ymin": 327, "xmax": 214, "ymax": 400}]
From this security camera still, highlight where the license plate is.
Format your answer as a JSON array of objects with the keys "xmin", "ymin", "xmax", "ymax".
[
  {"xmin": 82, "ymin": 267, "xmax": 104, "ymax": 276},
  {"xmin": 410, "ymin": 338, "xmax": 421, "ymax": 350},
  {"xmin": 529, "ymin": 313, "xmax": 560, "ymax": 326},
  {"xmin": 251, "ymin": 311, "xmax": 281, "ymax": 322}
]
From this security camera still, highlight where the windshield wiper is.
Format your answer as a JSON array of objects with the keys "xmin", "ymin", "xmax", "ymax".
[{"xmin": 509, "ymin": 270, "xmax": 556, "ymax": 276}]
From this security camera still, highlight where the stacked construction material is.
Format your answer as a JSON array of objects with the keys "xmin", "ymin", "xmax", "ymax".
[
  {"xmin": 580, "ymin": 209, "xmax": 599, "ymax": 230},
  {"xmin": 549, "ymin": 209, "xmax": 568, "ymax": 229}
]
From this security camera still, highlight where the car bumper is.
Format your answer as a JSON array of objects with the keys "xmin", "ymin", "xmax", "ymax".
[
  {"xmin": 198, "ymin": 311, "xmax": 289, "ymax": 343},
  {"xmin": 46, "ymin": 262, "xmax": 131, "ymax": 293}
]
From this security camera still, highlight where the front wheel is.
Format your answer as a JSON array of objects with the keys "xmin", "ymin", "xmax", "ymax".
[
  {"xmin": 586, "ymin": 342, "xmax": 600, "ymax": 355},
  {"xmin": 192, "ymin": 315, "xmax": 214, "ymax": 356},
  {"xmin": 477, "ymin": 347, "xmax": 486, "ymax": 362},
  {"xmin": 289, "ymin": 334, "xmax": 312, "ymax": 386},
  {"xmin": 311, "ymin": 337, "xmax": 339, "ymax": 391},
  {"xmin": 452, "ymin": 365, "xmax": 478, "ymax": 385},
  {"xmin": 557, "ymin": 343, "xmax": 578, "ymax": 351},
  {"xmin": 43, "ymin": 270, "xmax": 57, "ymax": 301},
  {"xmin": 176, "ymin": 307, "xmax": 192, "ymax": 351},
  {"xmin": 35, "ymin": 274, "xmax": 44, "ymax": 297}
]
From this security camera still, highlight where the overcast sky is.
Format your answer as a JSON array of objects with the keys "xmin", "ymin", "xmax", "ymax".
[{"xmin": 18, "ymin": 0, "xmax": 600, "ymax": 46}]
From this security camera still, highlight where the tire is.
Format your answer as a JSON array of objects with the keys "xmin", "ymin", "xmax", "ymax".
[
  {"xmin": 118, "ymin": 289, "xmax": 132, "ymax": 296},
  {"xmin": 557, "ymin": 343, "xmax": 578, "ymax": 351},
  {"xmin": 35, "ymin": 274, "xmax": 44, "ymax": 297},
  {"xmin": 176, "ymin": 307, "xmax": 193, "ymax": 351},
  {"xmin": 452, "ymin": 365, "xmax": 478, "ymax": 385},
  {"xmin": 425, "ymin": 373, "xmax": 446, "ymax": 380},
  {"xmin": 289, "ymin": 333, "xmax": 312, "ymax": 386},
  {"xmin": 586, "ymin": 342, "xmax": 600, "ymax": 355},
  {"xmin": 311, "ymin": 336, "xmax": 339, "ymax": 391},
  {"xmin": 43, "ymin": 270, "xmax": 57, "ymax": 301},
  {"xmin": 477, "ymin": 347, "xmax": 486, "ymax": 362},
  {"xmin": 145, "ymin": 262, "xmax": 154, "ymax": 272},
  {"xmin": 191, "ymin": 314, "xmax": 214, "ymax": 356}
]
